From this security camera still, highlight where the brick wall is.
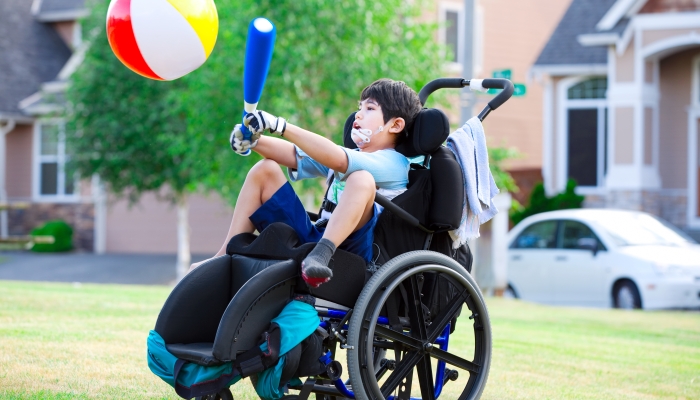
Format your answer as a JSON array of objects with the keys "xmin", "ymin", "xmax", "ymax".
[
  {"xmin": 605, "ymin": 190, "xmax": 661, "ymax": 215},
  {"xmin": 8, "ymin": 203, "xmax": 95, "ymax": 251},
  {"xmin": 659, "ymin": 192, "xmax": 688, "ymax": 229},
  {"xmin": 583, "ymin": 194, "xmax": 606, "ymax": 208},
  {"xmin": 585, "ymin": 189, "xmax": 690, "ymax": 231}
]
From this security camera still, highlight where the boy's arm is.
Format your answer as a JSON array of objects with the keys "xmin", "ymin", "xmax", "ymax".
[
  {"xmin": 277, "ymin": 124, "xmax": 349, "ymax": 173},
  {"xmin": 252, "ymin": 136, "xmax": 298, "ymax": 169},
  {"xmin": 244, "ymin": 110, "xmax": 348, "ymax": 172}
]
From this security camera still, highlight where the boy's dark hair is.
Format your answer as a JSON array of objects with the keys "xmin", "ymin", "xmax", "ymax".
[{"xmin": 360, "ymin": 79, "xmax": 422, "ymax": 137}]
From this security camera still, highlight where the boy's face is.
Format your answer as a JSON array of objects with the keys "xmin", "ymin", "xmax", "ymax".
[
  {"xmin": 355, "ymin": 99, "xmax": 386, "ymax": 133},
  {"xmin": 353, "ymin": 98, "xmax": 405, "ymax": 151}
]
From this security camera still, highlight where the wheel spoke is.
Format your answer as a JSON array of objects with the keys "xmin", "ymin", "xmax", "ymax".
[
  {"xmin": 427, "ymin": 286, "xmax": 470, "ymax": 343},
  {"xmin": 405, "ymin": 275, "xmax": 428, "ymax": 340},
  {"xmin": 371, "ymin": 323, "xmax": 423, "ymax": 351},
  {"xmin": 380, "ymin": 351, "xmax": 422, "ymax": 397},
  {"xmin": 416, "ymin": 353, "xmax": 436, "ymax": 400},
  {"xmin": 430, "ymin": 347, "xmax": 480, "ymax": 373}
]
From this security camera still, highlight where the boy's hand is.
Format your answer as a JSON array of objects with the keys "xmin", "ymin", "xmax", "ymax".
[
  {"xmin": 244, "ymin": 110, "xmax": 287, "ymax": 136},
  {"xmin": 230, "ymin": 124, "xmax": 259, "ymax": 154}
]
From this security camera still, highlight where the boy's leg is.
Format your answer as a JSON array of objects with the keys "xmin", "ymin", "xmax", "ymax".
[
  {"xmin": 301, "ymin": 170, "xmax": 375, "ymax": 286},
  {"xmin": 323, "ymin": 170, "xmax": 376, "ymax": 244},
  {"xmin": 190, "ymin": 159, "xmax": 287, "ymax": 271},
  {"xmin": 227, "ymin": 159, "xmax": 288, "ymax": 238}
]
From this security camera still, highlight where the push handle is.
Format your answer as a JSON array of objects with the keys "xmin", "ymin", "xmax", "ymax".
[
  {"xmin": 418, "ymin": 78, "xmax": 467, "ymax": 105},
  {"xmin": 481, "ymin": 79, "xmax": 514, "ymax": 110},
  {"xmin": 477, "ymin": 78, "xmax": 514, "ymax": 120},
  {"xmin": 417, "ymin": 77, "xmax": 514, "ymax": 121}
]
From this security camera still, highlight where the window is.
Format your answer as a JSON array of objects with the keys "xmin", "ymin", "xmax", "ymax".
[
  {"xmin": 439, "ymin": 3, "xmax": 464, "ymax": 66},
  {"xmin": 36, "ymin": 122, "xmax": 76, "ymax": 199},
  {"xmin": 445, "ymin": 10, "xmax": 459, "ymax": 63},
  {"xmin": 567, "ymin": 78, "xmax": 607, "ymax": 99},
  {"xmin": 511, "ymin": 221, "xmax": 559, "ymax": 249},
  {"xmin": 593, "ymin": 213, "xmax": 695, "ymax": 246},
  {"xmin": 693, "ymin": 56, "xmax": 700, "ymax": 106},
  {"xmin": 568, "ymin": 109, "xmax": 601, "ymax": 186},
  {"xmin": 559, "ymin": 220, "xmax": 606, "ymax": 250},
  {"xmin": 688, "ymin": 55, "xmax": 700, "ymax": 220},
  {"xmin": 565, "ymin": 77, "xmax": 608, "ymax": 189}
]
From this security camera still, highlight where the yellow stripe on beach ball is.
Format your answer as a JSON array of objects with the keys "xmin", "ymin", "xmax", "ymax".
[{"xmin": 166, "ymin": 0, "xmax": 218, "ymax": 58}]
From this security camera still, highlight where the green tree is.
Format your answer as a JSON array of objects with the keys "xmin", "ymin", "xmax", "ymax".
[
  {"xmin": 178, "ymin": 0, "xmax": 448, "ymax": 197},
  {"xmin": 66, "ymin": 0, "xmax": 447, "ymax": 278}
]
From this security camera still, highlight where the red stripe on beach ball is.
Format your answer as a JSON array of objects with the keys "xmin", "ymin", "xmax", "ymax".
[{"xmin": 106, "ymin": 0, "xmax": 163, "ymax": 80}]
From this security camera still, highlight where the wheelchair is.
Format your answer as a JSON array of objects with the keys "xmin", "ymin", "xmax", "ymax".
[{"xmin": 152, "ymin": 78, "xmax": 514, "ymax": 400}]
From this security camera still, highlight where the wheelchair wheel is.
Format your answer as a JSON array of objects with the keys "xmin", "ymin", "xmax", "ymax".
[
  {"xmin": 346, "ymin": 251, "xmax": 491, "ymax": 400},
  {"xmin": 194, "ymin": 387, "xmax": 233, "ymax": 400}
]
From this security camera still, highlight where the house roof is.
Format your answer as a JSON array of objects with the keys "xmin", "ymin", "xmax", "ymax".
[
  {"xmin": 534, "ymin": 0, "xmax": 620, "ymax": 67},
  {"xmin": 595, "ymin": 0, "xmax": 645, "ymax": 31},
  {"xmin": 0, "ymin": 0, "xmax": 74, "ymax": 117}
]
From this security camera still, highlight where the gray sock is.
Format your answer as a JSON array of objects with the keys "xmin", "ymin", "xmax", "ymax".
[{"xmin": 301, "ymin": 238, "xmax": 336, "ymax": 279}]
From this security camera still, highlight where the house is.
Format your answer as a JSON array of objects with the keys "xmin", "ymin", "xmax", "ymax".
[
  {"xmin": 0, "ymin": 0, "xmax": 233, "ymax": 254},
  {"xmin": 532, "ymin": 0, "xmax": 700, "ymax": 239},
  {"xmin": 0, "ymin": 0, "xmax": 92, "ymax": 248},
  {"xmin": 437, "ymin": 0, "xmax": 572, "ymax": 207}
]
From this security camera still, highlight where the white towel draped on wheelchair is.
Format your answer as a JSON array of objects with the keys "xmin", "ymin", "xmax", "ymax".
[{"xmin": 446, "ymin": 110, "xmax": 500, "ymax": 247}]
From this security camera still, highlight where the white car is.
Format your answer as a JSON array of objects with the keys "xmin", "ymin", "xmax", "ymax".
[{"xmin": 506, "ymin": 209, "xmax": 700, "ymax": 309}]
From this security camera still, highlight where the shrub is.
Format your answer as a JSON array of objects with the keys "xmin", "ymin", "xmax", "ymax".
[
  {"xmin": 510, "ymin": 179, "xmax": 584, "ymax": 225},
  {"xmin": 31, "ymin": 220, "xmax": 73, "ymax": 252}
]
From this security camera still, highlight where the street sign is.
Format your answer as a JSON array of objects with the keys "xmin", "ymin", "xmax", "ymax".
[
  {"xmin": 479, "ymin": 69, "xmax": 526, "ymax": 97},
  {"xmin": 492, "ymin": 68, "xmax": 511, "ymax": 80}
]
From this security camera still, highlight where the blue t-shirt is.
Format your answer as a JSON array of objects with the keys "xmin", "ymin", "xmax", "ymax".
[{"xmin": 288, "ymin": 145, "xmax": 409, "ymax": 212}]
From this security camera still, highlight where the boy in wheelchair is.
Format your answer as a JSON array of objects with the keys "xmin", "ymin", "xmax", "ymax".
[
  {"xmin": 151, "ymin": 77, "xmax": 509, "ymax": 400},
  {"xmin": 190, "ymin": 78, "xmax": 423, "ymax": 288}
]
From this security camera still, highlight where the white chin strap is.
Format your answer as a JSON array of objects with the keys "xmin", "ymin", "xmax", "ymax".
[{"xmin": 351, "ymin": 125, "xmax": 383, "ymax": 145}]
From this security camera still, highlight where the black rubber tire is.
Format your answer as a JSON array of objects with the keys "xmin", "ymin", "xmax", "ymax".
[
  {"xmin": 504, "ymin": 284, "xmax": 518, "ymax": 299},
  {"xmin": 346, "ymin": 251, "xmax": 492, "ymax": 400},
  {"xmin": 195, "ymin": 387, "xmax": 233, "ymax": 400},
  {"xmin": 614, "ymin": 281, "xmax": 642, "ymax": 309}
]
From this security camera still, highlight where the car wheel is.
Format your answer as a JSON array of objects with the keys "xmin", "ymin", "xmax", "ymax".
[
  {"xmin": 614, "ymin": 281, "xmax": 641, "ymax": 309},
  {"xmin": 504, "ymin": 284, "xmax": 518, "ymax": 299}
]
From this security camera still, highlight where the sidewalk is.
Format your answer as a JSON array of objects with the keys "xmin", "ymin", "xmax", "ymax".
[{"xmin": 0, "ymin": 252, "xmax": 209, "ymax": 285}]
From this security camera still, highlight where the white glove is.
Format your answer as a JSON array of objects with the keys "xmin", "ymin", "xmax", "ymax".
[
  {"xmin": 244, "ymin": 110, "xmax": 287, "ymax": 135},
  {"xmin": 230, "ymin": 124, "xmax": 259, "ymax": 154}
]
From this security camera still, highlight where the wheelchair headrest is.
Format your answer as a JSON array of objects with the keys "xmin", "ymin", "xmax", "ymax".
[{"xmin": 343, "ymin": 108, "xmax": 450, "ymax": 157}]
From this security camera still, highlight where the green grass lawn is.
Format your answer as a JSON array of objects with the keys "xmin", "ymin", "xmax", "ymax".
[{"xmin": 0, "ymin": 280, "xmax": 698, "ymax": 399}]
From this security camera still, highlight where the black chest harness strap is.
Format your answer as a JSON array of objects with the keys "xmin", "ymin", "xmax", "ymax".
[{"xmin": 316, "ymin": 174, "xmax": 337, "ymax": 224}]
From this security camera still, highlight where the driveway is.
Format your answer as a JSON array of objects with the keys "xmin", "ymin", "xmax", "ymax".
[{"xmin": 0, "ymin": 252, "xmax": 209, "ymax": 285}]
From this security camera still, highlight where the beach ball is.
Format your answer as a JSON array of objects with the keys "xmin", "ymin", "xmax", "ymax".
[{"xmin": 106, "ymin": 0, "xmax": 218, "ymax": 81}]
